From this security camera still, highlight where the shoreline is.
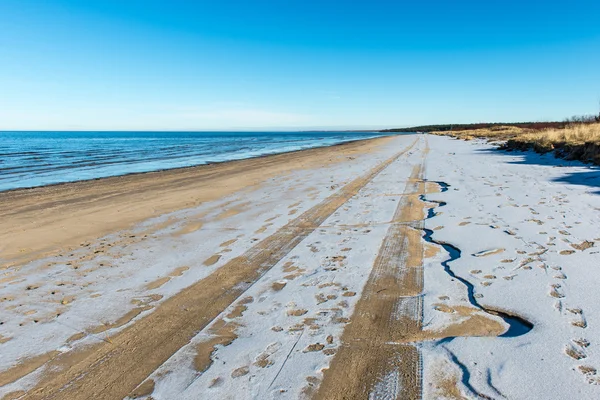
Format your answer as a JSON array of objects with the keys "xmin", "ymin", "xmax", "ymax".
[
  {"xmin": 0, "ymin": 134, "xmax": 419, "ymax": 398},
  {"xmin": 0, "ymin": 133, "xmax": 396, "ymax": 194},
  {"xmin": 0, "ymin": 134, "xmax": 397, "ymax": 266},
  {"xmin": 2, "ymin": 134, "xmax": 599, "ymax": 398}
]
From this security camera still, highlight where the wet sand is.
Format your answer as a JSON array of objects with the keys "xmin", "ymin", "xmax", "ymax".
[{"xmin": 0, "ymin": 136, "xmax": 395, "ymax": 267}]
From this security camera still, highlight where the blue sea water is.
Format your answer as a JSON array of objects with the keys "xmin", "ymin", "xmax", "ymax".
[{"xmin": 0, "ymin": 131, "xmax": 390, "ymax": 192}]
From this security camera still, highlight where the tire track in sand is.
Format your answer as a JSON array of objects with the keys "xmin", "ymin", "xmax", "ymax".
[
  {"xmin": 316, "ymin": 138, "xmax": 429, "ymax": 400},
  {"xmin": 12, "ymin": 138, "xmax": 419, "ymax": 400}
]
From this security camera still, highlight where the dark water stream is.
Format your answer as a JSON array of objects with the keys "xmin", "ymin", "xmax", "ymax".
[{"xmin": 420, "ymin": 181, "xmax": 533, "ymax": 338}]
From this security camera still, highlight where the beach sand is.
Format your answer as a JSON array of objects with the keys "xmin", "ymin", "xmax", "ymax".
[
  {"xmin": 1, "ymin": 133, "xmax": 600, "ymax": 399},
  {"xmin": 0, "ymin": 136, "xmax": 395, "ymax": 267}
]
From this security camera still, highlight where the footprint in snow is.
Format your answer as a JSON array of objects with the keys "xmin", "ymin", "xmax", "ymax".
[
  {"xmin": 554, "ymin": 272, "xmax": 567, "ymax": 280},
  {"xmin": 578, "ymin": 366, "xmax": 600, "ymax": 385},
  {"xmin": 472, "ymin": 248, "xmax": 505, "ymax": 257},
  {"xmin": 565, "ymin": 343, "xmax": 587, "ymax": 360},
  {"xmin": 559, "ymin": 250, "xmax": 576, "ymax": 256},
  {"xmin": 568, "ymin": 308, "xmax": 587, "ymax": 329},
  {"xmin": 549, "ymin": 284, "xmax": 565, "ymax": 299},
  {"xmin": 571, "ymin": 241, "xmax": 594, "ymax": 251}
]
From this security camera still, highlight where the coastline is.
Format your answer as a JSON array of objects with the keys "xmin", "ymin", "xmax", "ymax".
[
  {"xmin": 0, "ymin": 134, "xmax": 397, "ymax": 266},
  {"xmin": 1, "ymin": 134, "xmax": 599, "ymax": 399},
  {"xmin": 0, "ymin": 132, "xmax": 394, "ymax": 193}
]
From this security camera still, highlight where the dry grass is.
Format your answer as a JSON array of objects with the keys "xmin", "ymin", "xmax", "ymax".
[
  {"xmin": 429, "ymin": 125, "xmax": 532, "ymax": 141},
  {"xmin": 432, "ymin": 123, "xmax": 600, "ymax": 165},
  {"xmin": 506, "ymin": 123, "xmax": 600, "ymax": 164},
  {"xmin": 517, "ymin": 123, "xmax": 600, "ymax": 146}
]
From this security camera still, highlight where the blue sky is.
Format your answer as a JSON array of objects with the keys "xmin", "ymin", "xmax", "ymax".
[{"xmin": 1, "ymin": 0, "xmax": 599, "ymax": 130}]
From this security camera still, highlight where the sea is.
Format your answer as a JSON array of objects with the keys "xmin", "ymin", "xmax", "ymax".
[{"xmin": 0, "ymin": 131, "xmax": 390, "ymax": 192}]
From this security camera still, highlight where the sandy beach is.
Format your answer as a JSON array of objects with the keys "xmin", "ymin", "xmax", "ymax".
[
  {"xmin": 0, "ymin": 136, "xmax": 395, "ymax": 266},
  {"xmin": 1, "ymin": 133, "xmax": 600, "ymax": 399}
]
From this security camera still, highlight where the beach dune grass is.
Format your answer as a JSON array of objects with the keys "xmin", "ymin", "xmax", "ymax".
[
  {"xmin": 430, "ymin": 123, "xmax": 600, "ymax": 165},
  {"xmin": 429, "ymin": 125, "xmax": 530, "ymax": 141}
]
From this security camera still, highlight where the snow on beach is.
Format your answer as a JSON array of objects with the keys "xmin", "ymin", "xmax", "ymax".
[
  {"xmin": 422, "ymin": 135, "xmax": 600, "ymax": 399},
  {"xmin": 127, "ymin": 137, "xmax": 425, "ymax": 400},
  {"xmin": 0, "ymin": 135, "xmax": 408, "ymax": 397},
  {"xmin": 1, "ymin": 133, "xmax": 599, "ymax": 399}
]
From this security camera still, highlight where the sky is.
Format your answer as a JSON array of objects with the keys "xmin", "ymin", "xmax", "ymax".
[{"xmin": 1, "ymin": 0, "xmax": 599, "ymax": 131}]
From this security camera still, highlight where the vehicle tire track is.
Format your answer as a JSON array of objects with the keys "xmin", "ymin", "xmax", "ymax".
[
  {"xmin": 315, "ymin": 138, "xmax": 429, "ymax": 400},
  {"xmin": 14, "ymin": 138, "xmax": 419, "ymax": 400}
]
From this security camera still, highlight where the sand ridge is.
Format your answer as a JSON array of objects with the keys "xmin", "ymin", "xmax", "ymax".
[{"xmin": 316, "ymin": 139, "xmax": 429, "ymax": 400}]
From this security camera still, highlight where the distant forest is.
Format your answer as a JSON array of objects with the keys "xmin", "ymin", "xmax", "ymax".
[
  {"xmin": 381, "ymin": 122, "xmax": 568, "ymax": 133},
  {"xmin": 383, "ymin": 112, "xmax": 600, "ymax": 133}
]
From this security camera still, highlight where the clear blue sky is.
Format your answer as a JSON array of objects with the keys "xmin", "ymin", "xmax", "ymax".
[{"xmin": 1, "ymin": 0, "xmax": 599, "ymax": 130}]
